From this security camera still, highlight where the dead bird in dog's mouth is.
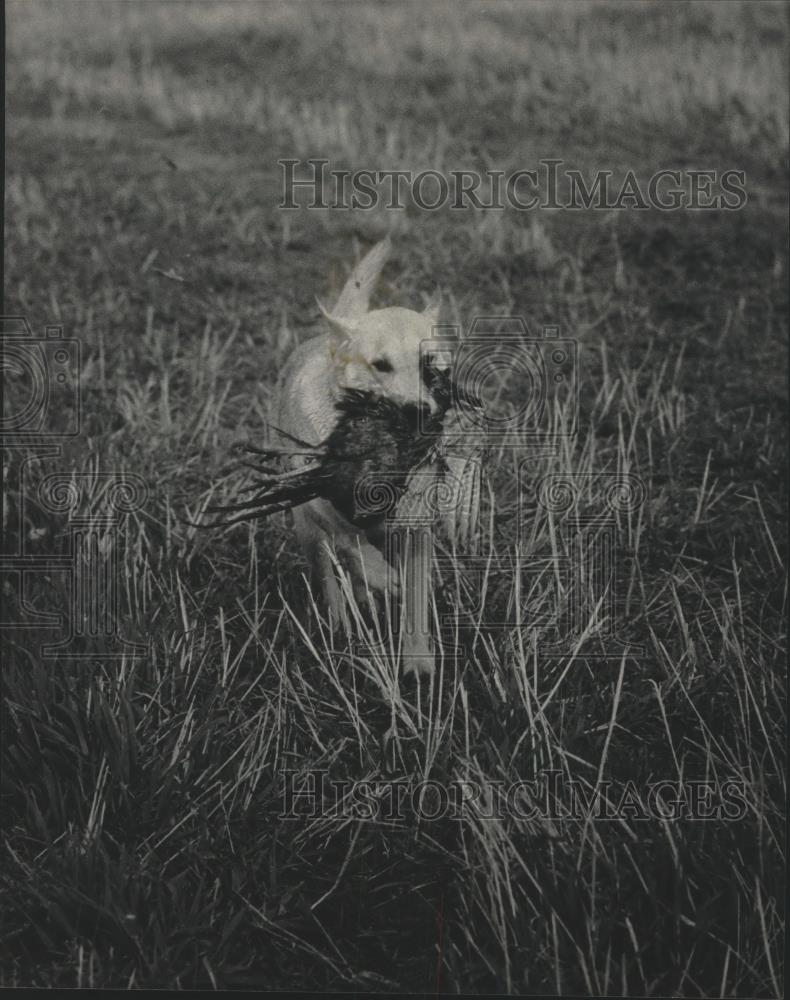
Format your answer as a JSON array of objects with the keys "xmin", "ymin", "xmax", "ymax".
[{"xmin": 204, "ymin": 374, "xmax": 477, "ymax": 531}]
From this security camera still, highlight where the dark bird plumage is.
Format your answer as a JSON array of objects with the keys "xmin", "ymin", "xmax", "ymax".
[{"xmin": 203, "ymin": 389, "xmax": 446, "ymax": 529}]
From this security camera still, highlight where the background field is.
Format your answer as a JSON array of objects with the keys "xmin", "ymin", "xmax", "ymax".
[{"xmin": 3, "ymin": 0, "xmax": 788, "ymax": 993}]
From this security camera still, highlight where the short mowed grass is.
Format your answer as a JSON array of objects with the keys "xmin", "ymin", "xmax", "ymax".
[{"xmin": 3, "ymin": 1, "xmax": 787, "ymax": 993}]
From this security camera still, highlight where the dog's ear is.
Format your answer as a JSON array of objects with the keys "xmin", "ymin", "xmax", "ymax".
[
  {"xmin": 317, "ymin": 297, "xmax": 354, "ymax": 344},
  {"xmin": 332, "ymin": 236, "xmax": 391, "ymax": 320},
  {"xmin": 422, "ymin": 287, "xmax": 442, "ymax": 328}
]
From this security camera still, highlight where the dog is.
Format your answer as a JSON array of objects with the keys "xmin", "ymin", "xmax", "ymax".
[{"xmin": 273, "ymin": 238, "xmax": 479, "ymax": 675}]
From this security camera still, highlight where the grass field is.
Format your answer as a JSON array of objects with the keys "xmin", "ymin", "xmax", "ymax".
[{"xmin": 3, "ymin": 0, "xmax": 788, "ymax": 993}]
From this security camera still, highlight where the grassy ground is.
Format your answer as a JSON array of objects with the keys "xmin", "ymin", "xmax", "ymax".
[{"xmin": 3, "ymin": 0, "xmax": 787, "ymax": 993}]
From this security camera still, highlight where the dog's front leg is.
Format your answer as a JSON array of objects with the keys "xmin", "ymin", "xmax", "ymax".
[
  {"xmin": 316, "ymin": 541, "xmax": 347, "ymax": 630},
  {"xmin": 315, "ymin": 532, "xmax": 398, "ymax": 635},
  {"xmin": 342, "ymin": 535, "xmax": 399, "ymax": 604}
]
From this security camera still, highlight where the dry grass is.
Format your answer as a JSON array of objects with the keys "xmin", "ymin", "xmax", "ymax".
[{"xmin": 2, "ymin": 0, "xmax": 787, "ymax": 993}]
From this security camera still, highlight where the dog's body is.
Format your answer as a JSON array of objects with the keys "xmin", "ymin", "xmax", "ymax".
[{"xmin": 274, "ymin": 239, "xmax": 449, "ymax": 672}]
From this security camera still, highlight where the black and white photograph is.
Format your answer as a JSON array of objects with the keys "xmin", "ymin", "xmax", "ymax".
[{"xmin": 2, "ymin": 0, "xmax": 787, "ymax": 993}]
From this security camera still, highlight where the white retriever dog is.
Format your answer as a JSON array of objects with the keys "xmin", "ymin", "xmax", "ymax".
[{"xmin": 274, "ymin": 238, "xmax": 480, "ymax": 675}]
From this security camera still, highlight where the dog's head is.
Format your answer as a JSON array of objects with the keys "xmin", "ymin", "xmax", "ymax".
[{"xmin": 320, "ymin": 298, "xmax": 449, "ymax": 413}]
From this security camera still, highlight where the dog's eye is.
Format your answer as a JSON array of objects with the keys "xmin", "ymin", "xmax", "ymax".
[{"xmin": 371, "ymin": 358, "xmax": 393, "ymax": 373}]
